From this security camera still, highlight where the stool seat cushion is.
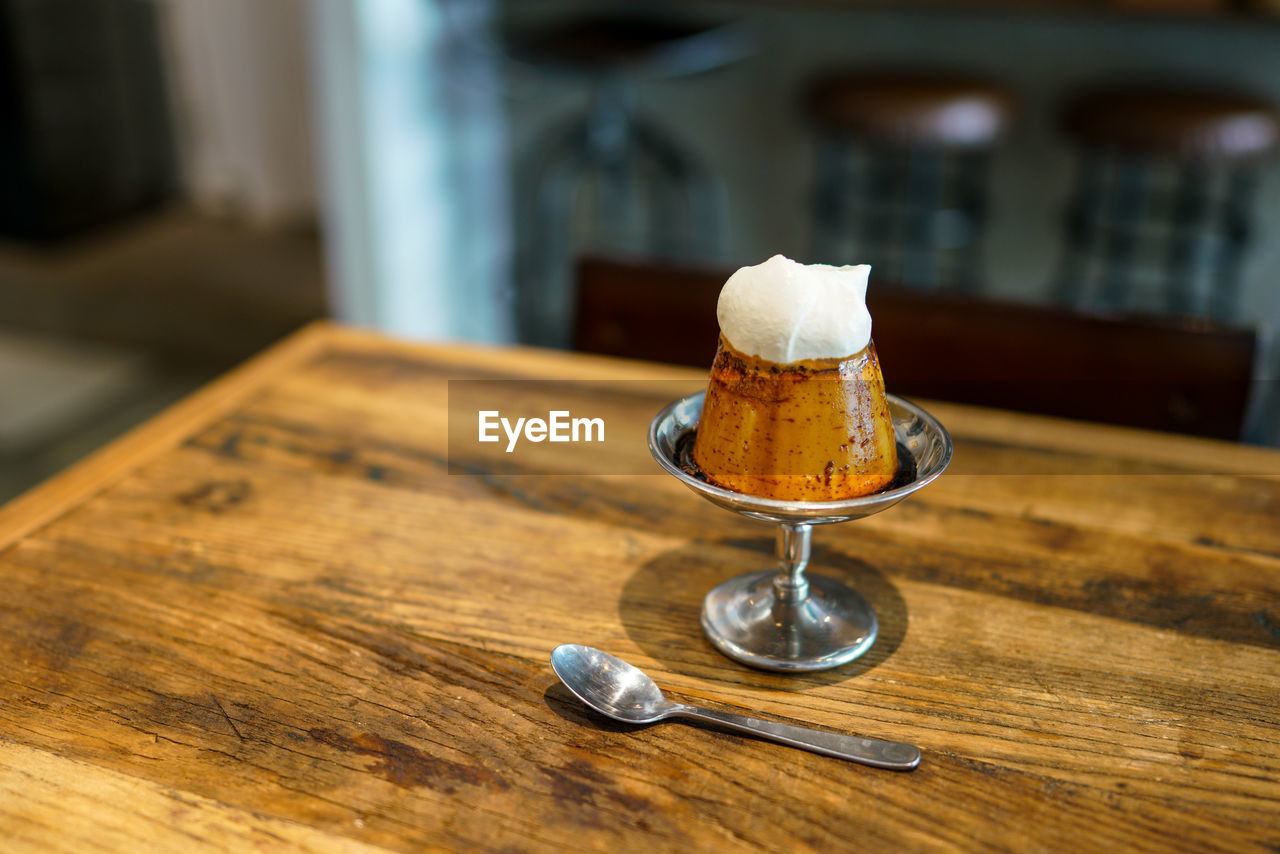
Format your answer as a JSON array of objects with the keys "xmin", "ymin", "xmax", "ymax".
[
  {"xmin": 1062, "ymin": 88, "xmax": 1280, "ymax": 160},
  {"xmin": 805, "ymin": 73, "xmax": 1013, "ymax": 147}
]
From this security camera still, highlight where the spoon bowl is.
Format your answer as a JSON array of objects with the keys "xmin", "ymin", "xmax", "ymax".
[
  {"xmin": 550, "ymin": 643, "xmax": 676, "ymax": 724},
  {"xmin": 550, "ymin": 644, "xmax": 921, "ymax": 770}
]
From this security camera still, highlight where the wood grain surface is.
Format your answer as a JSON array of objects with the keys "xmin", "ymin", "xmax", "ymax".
[{"xmin": 1, "ymin": 322, "xmax": 1278, "ymax": 852}]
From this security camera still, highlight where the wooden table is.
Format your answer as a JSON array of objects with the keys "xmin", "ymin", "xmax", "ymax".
[{"xmin": 2, "ymin": 323, "xmax": 1278, "ymax": 852}]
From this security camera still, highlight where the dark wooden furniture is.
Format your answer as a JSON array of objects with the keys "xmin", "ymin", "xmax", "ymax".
[
  {"xmin": 803, "ymin": 72, "xmax": 1014, "ymax": 290},
  {"xmin": 574, "ymin": 255, "xmax": 1257, "ymax": 439},
  {"xmin": 1055, "ymin": 86, "xmax": 1280, "ymax": 321},
  {"xmin": 2, "ymin": 322, "xmax": 1278, "ymax": 850}
]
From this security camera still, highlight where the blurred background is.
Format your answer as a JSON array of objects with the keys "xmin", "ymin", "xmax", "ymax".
[{"xmin": 2, "ymin": 0, "xmax": 1279, "ymax": 501}]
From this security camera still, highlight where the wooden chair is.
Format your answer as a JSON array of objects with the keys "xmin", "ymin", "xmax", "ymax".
[{"xmin": 574, "ymin": 255, "xmax": 1257, "ymax": 440}]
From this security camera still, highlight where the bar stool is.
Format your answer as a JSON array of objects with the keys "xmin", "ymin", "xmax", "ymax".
[
  {"xmin": 507, "ymin": 12, "xmax": 751, "ymax": 347},
  {"xmin": 1055, "ymin": 87, "xmax": 1279, "ymax": 321},
  {"xmin": 805, "ymin": 73, "xmax": 1013, "ymax": 291}
]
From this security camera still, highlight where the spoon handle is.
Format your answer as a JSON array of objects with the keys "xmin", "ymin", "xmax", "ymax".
[{"xmin": 673, "ymin": 705, "xmax": 920, "ymax": 770}]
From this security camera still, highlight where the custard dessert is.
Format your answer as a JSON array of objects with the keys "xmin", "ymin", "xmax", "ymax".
[{"xmin": 691, "ymin": 255, "xmax": 897, "ymax": 501}]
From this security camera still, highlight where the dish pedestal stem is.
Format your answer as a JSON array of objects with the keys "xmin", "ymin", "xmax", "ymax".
[{"xmin": 700, "ymin": 521, "xmax": 878, "ymax": 672}]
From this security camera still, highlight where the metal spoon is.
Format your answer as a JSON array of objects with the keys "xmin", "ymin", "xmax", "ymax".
[{"xmin": 550, "ymin": 644, "xmax": 920, "ymax": 771}]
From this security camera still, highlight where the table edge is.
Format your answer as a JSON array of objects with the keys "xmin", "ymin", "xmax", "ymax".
[
  {"xmin": 0, "ymin": 321, "xmax": 338, "ymax": 553},
  {"xmin": 3, "ymin": 322, "xmax": 1277, "ymax": 554}
]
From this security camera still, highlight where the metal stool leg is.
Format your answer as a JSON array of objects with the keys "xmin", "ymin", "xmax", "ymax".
[
  {"xmin": 902, "ymin": 146, "xmax": 945, "ymax": 289},
  {"xmin": 1165, "ymin": 162, "xmax": 1209, "ymax": 317},
  {"xmin": 516, "ymin": 120, "xmax": 591, "ymax": 347},
  {"xmin": 1211, "ymin": 166, "xmax": 1255, "ymax": 323},
  {"xmin": 630, "ymin": 117, "xmax": 723, "ymax": 258},
  {"xmin": 862, "ymin": 145, "xmax": 902, "ymax": 281},
  {"xmin": 1055, "ymin": 152, "xmax": 1105, "ymax": 307},
  {"xmin": 515, "ymin": 68, "xmax": 729, "ymax": 347},
  {"xmin": 948, "ymin": 150, "xmax": 989, "ymax": 292},
  {"xmin": 811, "ymin": 134, "xmax": 854, "ymax": 264},
  {"xmin": 1098, "ymin": 155, "xmax": 1147, "ymax": 312}
]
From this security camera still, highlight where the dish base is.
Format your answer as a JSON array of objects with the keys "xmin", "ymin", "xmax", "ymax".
[{"xmin": 701, "ymin": 570, "xmax": 878, "ymax": 671}]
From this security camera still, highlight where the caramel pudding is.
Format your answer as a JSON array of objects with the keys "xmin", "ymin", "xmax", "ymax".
[{"xmin": 691, "ymin": 256, "xmax": 897, "ymax": 501}]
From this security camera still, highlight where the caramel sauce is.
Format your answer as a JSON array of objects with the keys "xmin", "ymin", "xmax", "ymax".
[
  {"xmin": 677, "ymin": 433, "xmax": 915, "ymax": 497},
  {"xmin": 690, "ymin": 336, "xmax": 898, "ymax": 501}
]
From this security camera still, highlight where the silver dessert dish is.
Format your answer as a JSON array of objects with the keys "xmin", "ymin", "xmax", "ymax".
[{"xmin": 648, "ymin": 390, "xmax": 952, "ymax": 672}]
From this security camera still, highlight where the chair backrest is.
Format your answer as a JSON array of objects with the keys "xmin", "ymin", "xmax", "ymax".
[{"xmin": 574, "ymin": 255, "xmax": 1257, "ymax": 440}]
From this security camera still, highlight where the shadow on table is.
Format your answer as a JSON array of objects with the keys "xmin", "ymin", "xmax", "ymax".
[
  {"xmin": 542, "ymin": 682, "xmax": 652, "ymax": 732},
  {"xmin": 615, "ymin": 537, "xmax": 908, "ymax": 690}
]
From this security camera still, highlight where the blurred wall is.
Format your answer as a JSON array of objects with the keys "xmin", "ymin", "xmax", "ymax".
[{"xmin": 158, "ymin": 0, "xmax": 318, "ymax": 226}]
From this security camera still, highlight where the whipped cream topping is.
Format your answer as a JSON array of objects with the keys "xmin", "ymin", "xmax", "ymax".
[{"xmin": 716, "ymin": 255, "xmax": 872, "ymax": 364}]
